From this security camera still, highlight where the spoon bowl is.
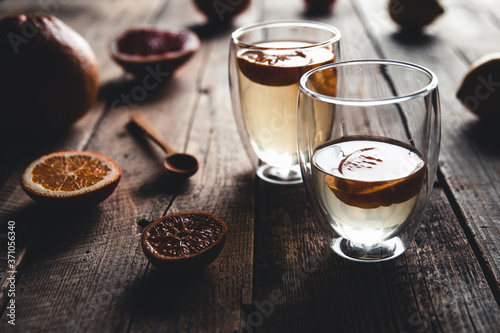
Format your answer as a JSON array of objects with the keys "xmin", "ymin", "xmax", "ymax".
[
  {"xmin": 163, "ymin": 153, "xmax": 199, "ymax": 177},
  {"xmin": 130, "ymin": 114, "xmax": 199, "ymax": 178}
]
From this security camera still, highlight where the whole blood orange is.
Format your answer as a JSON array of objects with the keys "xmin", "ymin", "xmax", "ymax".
[
  {"xmin": 21, "ymin": 151, "xmax": 121, "ymax": 209},
  {"xmin": 141, "ymin": 211, "xmax": 227, "ymax": 271},
  {"xmin": 0, "ymin": 14, "xmax": 99, "ymax": 133},
  {"xmin": 389, "ymin": 0, "xmax": 444, "ymax": 31}
]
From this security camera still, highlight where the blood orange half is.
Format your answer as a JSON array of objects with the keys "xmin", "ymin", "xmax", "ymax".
[
  {"xmin": 109, "ymin": 26, "xmax": 200, "ymax": 77},
  {"xmin": 141, "ymin": 211, "xmax": 227, "ymax": 271}
]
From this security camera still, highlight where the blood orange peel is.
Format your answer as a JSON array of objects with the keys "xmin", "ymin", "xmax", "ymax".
[
  {"xmin": 21, "ymin": 151, "xmax": 121, "ymax": 209},
  {"xmin": 109, "ymin": 26, "xmax": 200, "ymax": 77},
  {"xmin": 141, "ymin": 211, "xmax": 227, "ymax": 271}
]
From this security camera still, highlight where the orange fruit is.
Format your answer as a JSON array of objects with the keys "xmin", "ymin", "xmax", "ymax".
[
  {"xmin": 0, "ymin": 14, "xmax": 99, "ymax": 133},
  {"xmin": 141, "ymin": 211, "xmax": 227, "ymax": 271},
  {"xmin": 21, "ymin": 151, "xmax": 121, "ymax": 209},
  {"xmin": 457, "ymin": 54, "xmax": 500, "ymax": 121},
  {"xmin": 389, "ymin": 0, "xmax": 444, "ymax": 31}
]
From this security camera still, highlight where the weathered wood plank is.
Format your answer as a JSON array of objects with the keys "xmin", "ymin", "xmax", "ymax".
[
  {"xmin": 126, "ymin": 1, "xmax": 259, "ymax": 332},
  {"xmin": 351, "ymin": 0, "xmax": 500, "ymax": 300},
  {"xmin": 0, "ymin": 0, "xmax": 258, "ymax": 332},
  {"xmin": 472, "ymin": 0, "xmax": 500, "ymax": 32},
  {"xmin": 246, "ymin": 0, "xmax": 500, "ymax": 332},
  {"xmin": 437, "ymin": 0, "xmax": 500, "ymax": 63},
  {"xmin": 0, "ymin": 0, "xmax": 140, "ymax": 317},
  {"xmin": 0, "ymin": 0, "xmax": 169, "ymax": 331},
  {"xmin": 0, "ymin": 0, "xmax": 499, "ymax": 332},
  {"xmin": 250, "ymin": 184, "xmax": 500, "ymax": 332}
]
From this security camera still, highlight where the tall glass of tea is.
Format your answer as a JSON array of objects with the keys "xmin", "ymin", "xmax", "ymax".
[
  {"xmin": 297, "ymin": 60, "xmax": 441, "ymax": 262},
  {"xmin": 229, "ymin": 21, "xmax": 341, "ymax": 185}
]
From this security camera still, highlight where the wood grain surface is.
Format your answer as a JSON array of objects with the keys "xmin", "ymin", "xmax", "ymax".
[{"xmin": 0, "ymin": 0, "xmax": 499, "ymax": 332}]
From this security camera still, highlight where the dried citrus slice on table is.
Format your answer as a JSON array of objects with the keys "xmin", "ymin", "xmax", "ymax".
[
  {"xmin": 141, "ymin": 211, "xmax": 227, "ymax": 271},
  {"xmin": 21, "ymin": 151, "xmax": 121, "ymax": 209}
]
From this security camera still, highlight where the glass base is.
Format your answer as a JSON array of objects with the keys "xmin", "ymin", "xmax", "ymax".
[
  {"xmin": 331, "ymin": 237, "xmax": 406, "ymax": 263},
  {"xmin": 256, "ymin": 164, "xmax": 303, "ymax": 185}
]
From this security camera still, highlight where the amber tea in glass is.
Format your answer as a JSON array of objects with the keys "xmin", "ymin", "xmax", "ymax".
[
  {"xmin": 230, "ymin": 21, "xmax": 341, "ymax": 184},
  {"xmin": 298, "ymin": 60, "xmax": 441, "ymax": 262}
]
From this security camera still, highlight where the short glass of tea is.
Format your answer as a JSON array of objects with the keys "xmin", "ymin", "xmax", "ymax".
[
  {"xmin": 297, "ymin": 60, "xmax": 441, "ymax": 262},
  {"xmin": 229, "ymin": 21, "xmax": 341, "ymax": 185}
]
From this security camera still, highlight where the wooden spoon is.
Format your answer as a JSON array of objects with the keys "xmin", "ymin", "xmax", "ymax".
[{"xmin": 130, "ymin": 114, "xmax": 199, "ymax": 178}]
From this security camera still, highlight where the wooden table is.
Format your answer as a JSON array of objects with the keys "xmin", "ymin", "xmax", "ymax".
[{"xmin": 1, "ymin": 0, "xmax": 500, "ymax": 332}]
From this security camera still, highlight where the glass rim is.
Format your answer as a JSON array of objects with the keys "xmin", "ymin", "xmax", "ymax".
[
  {"xmin": 231, "ymin": 20, "xmax": 341, "ymax": 50},
  {"xmin": 299, "ymin": 59, "xmax": 439, "ymax": 106}
]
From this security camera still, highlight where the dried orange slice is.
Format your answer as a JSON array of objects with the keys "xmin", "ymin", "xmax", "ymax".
[
  {"xmin": 21, "ymin": 151, "xmax": 121, "ymax": 208},
  {"xmin": 141, "ymin": 211, "xmax": 227, "ymax": 271}
]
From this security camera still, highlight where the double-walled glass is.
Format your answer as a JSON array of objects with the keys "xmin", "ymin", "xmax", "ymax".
[
  {"xmin": 298, "ymin": 60, "xmax": 441, "ymax": 262},
  {"xmin": 229, "ymin": 21, "xmax": 341, "ymax": 184}
]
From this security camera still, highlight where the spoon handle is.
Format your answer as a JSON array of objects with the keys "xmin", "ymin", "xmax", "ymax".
[{"xmin": 130, "ymin": 114, "xmax": 174, "ymax": 154}]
